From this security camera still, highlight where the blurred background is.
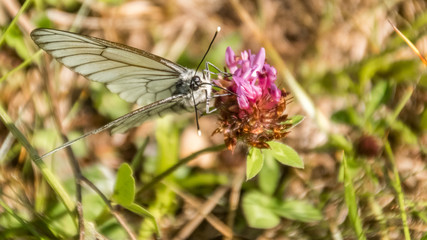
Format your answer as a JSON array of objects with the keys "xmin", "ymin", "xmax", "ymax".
[{"xmin": 0, "ymin": 0, "xmax": 426, "ymax": 239}]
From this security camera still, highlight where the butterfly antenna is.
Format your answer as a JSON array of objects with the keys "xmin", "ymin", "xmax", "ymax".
[
  {"xmin": 194, "ymin": 26, "xmax": 221, "ymax": 74},
  {"xmin": 191, "ymin": 26, "xmax": 220, "ymax": 136}
]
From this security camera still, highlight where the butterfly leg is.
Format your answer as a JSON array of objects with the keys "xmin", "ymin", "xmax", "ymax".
[
  {"xmin": 204, "ymin": 89, "xmax": 217, "ymax": 114},
  {"xmin": 204, "ymin": 91, "xmax": 233, "ymax": 115},
  {"xmin": 205, "ymin": 61, "xmax": 231, "ymax": 77}
]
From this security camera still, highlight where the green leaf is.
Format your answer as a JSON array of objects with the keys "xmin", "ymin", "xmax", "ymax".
[
  {"xmin": 282, "ymin": 115, "xmax": 305, "ymax": 128},
  {"xmin": 258, "ymin": 151, "xmax": 279, "ymax": 195},
  {"xmin": 273, "ymin": 200, "xmax": 322, "ymax": 222},
  {"xmin": 390, "ymin": 120, "xmax": 418, "ymax": 145},
  {"xmin": 364, "ymin": 81, "xmax": 389, "ymax": 122},
  {"xmin": 112, "ymin": 163, "xmax": 135, "ymax": 206},
  {"xmin": 242, "ymin": 191, "xmax": 280, "ymax": 229},
  {"xmin": 246, "ymin": 147, "xmax": 264, "ymax": 180},
  {"xmin": 125, "ymin": 203, "xmax": 156, "ymax": 219},
  {"xmin": 178, "ymin": 173, "xmax": 228, "ymax": 189},
  {"xmin": 331, "ymin": 108, "xmax": 362, "ymax": 127},
  {"xmin": 5, "ymin": 25, "xmax": 31, "ymax": 60},
  {"xmin": 125, "ymin": 203, "xmax": 159, "ymax": 234},
  {"xmin": 267, "ymin": 142, "xmax": 304, "ymax": 168},
  {"xmin": 329, "ymin": 134, "xmax": 353, "ymax": 153}
]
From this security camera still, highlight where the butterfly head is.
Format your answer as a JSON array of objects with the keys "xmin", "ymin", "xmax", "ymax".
[{"xmin": 190, "ymin": 75, "xmax": 203, "ymax": 90}]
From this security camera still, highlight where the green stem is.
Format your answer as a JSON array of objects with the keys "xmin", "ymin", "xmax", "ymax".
[
  {"xmin": 384, "ymin": 140, "xmax": 411, "ymax": 240},
  {"xmin": 0, "ymin": 0, "xmax": 33, "ymax": 47},
  {"xmin": 390, "ymin": 86, "xmax": 413, "ymax": 123},
  {"xmin": 343, "ymin": 154, "xmax": 366, "ymax": 240}
]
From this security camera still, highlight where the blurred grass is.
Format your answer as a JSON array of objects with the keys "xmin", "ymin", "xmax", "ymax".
[{"xmin": 0, "ymin": 0, "xmax": 426, "ymax": 239}]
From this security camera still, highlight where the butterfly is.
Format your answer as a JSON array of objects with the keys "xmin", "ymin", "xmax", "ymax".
[{"xmin": 31, "ymin": 28, "xmax": 221, "ymax": 158}]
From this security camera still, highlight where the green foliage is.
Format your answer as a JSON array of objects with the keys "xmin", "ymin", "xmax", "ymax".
[
  {"xmin": 272, "ymin": 200, "xmax": 323, "ymax": 222},
  {"xmin": 139, "ymin": 116, "xmax": 181, "ymax": 238},
  {"xmin": 243, "ymin": 146, "xmax": 318, "ymax": 229},
  {"xmin": 32, "ymin": 12, "xmax": 53, "ymax": 29},
  {"xmin": 242, "ymin": 191, "xmax": 322, "ymax": 229},
  {"xmin": 343, "ymin": 154, "xmax": 367, "ymax": 239},
  {"xmin": 178, "ymin": 172, "xmax": 228, "ymax": 189},
  {"xmin": 390, "ymin": 120, "xmax": 419, "ymax": 145},
  {"xmin": 112, "ymin": 163, "xmax": 135, "ymax": 206},
  {"xmin": 242, "ymin": 190, "xmax": 281, "ymax": 229},
  {"xmin": 329, "ymin": 134, "xmax": 353, "ymax": 153},
  {"xmin": 112, "ymin": 163, "xmax": 159, "ymax": 234},
  {"xmin": 331, "ymin": 107, "xmax": 362, "ymax": 127},
  {"xmin": 363, "ymin": 80, "xmax": 391, "ymax": 123},
  {"xmin": 246, "ymin": 147, "xmax": 264, "ymax": 180},
  {"xmin": 267, "ymin": 141, "xmax": 304, "ymax": 169},
  {"xmin": 4, "ymin": 25, "xmax": 31, "ymax": 60},
  {"xmin": 282, "ymin": 114, "xmax": 305, "ymax": 128},
  {"xmin": 258, "ymin": 152, "xmax": 280, "ymax": 195},
  {"xmin": 245, "ymin": 142, "xmax": 303, "ymax": 180},
  {"xmin": 91, "ymin": 83, "xmax": 130, "ymax": 119}
]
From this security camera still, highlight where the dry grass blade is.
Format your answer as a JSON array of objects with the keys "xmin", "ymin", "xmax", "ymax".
[{"xmin": 171, "ymin": 185, "xmax": 230, "ymax": 240}]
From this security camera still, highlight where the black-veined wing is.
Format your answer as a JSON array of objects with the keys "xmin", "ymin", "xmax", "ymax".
[{"xmin": 31, "ymin": 28, "xmax": 188, "ymax": 106}]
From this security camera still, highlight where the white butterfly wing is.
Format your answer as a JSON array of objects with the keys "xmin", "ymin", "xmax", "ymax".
[
  {"xmin": 31, "ymin": 28, "xmax": 187, "ymax": 106},
  {"xmin": 40, "ymin": 94, "xmax": 187, "ymax": 158},
  {"xmin": 110, "ymin": 95, "xmax": 187, "ymax": 134}
]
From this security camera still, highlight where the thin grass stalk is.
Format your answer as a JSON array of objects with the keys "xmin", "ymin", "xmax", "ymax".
[
  {"xmin": 0, "ymin": 0, "xmax": 32, "ymax": 47},
  {"xmin": 0, "ymin": 104, "xmax": 76, "ymax": 214},
  {"xmin": 384, "ymin": 140, "xmax": 411, "ymax": 240}
]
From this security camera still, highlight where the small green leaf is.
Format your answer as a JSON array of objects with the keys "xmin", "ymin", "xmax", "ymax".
[
  {"xmin": 364, "ymin": 81, "xmax": 389, "ymax": 122},
  {"xmin": 246, "ymin": 147, "xmax": 264, "ymax": 180},
  {"xmin": 390, "ymin": 120, "xmax": 418, "ymax": 145},
  {"xmin": 273, "ymin": 200, "xmax": 322, "ymax": 222},
  {"xmin": 331, "ymin": 108, "xmax": 362, "ymax": 127},
  {"xmin": 267, "ymin": 142, "xmax": 304, "ymax": 168},
  {"xmin": 112, "ymin": 163, "xmax": 135, "ymax": 206},
  {"xmin": 125, "ymin": 203, "xmax": 159, "ymax": 234},
  {"xmin": 242, "ymin": 191, "xmax": 280, "ymax": 229},
  {"xmin": 258, "ymin": 152, "xmax": 279, "ymax": 195},
  {"xmin": 282, "ymin": 115, "xmax": 305, "ymax": 128},
  {"xmin": 178, "ymin": 173, "xmax": 228, "ymax": 189},
  {"xmin": 125, "ymin": 203, "xmax": 156, "ymax": 219},
  {"xmin": 329, "ymin": 134, "xmax": 353, "ymax": 153}
]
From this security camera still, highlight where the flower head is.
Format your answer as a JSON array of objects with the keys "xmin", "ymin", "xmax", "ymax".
[{"xmin": 214, "ymin": 47, "xmax": 292, "ymax": 151}]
